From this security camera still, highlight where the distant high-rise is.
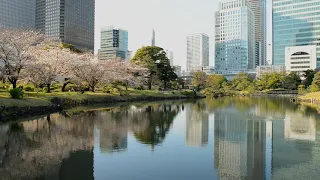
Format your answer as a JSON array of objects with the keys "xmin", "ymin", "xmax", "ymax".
[
  {"xmin": 99, "ymin": 26, "xmax": 128, "ymax": 60},
  {"xmin": 36, "ymin": 0, "xmax": 95, "ymax": 51},
  {"xmin": 151, "ymin": 29, "xmax": 156, "ymax": 46},
  {"xmin": 215, "ymin": 0, "xmax": 256, "ymax": 74},
  {"xmin": 165, "ymin": 50, "xmax": 174, "ymax": 66},
  {"xmin": 249, "ymin": 0, "xmax": 267, "ymax": 66},
  {"xmin": 186, "ymin": 34, "xmax": 209, "ymax": 72},
  {"xmin": 0, "ymin": 0, "xmax": 36, "ymax": 29},
  {"xmin": 273, "ymin": 0, "xmax": 320, "ymax": 68}
]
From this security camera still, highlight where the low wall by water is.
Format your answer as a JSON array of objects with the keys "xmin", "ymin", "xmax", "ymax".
[{"xmin": 0, "ymin": 93, "xmax": 205, "ymax": 122}]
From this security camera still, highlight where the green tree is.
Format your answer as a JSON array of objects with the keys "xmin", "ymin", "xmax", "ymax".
[
  {"xmin": 131, "ymin": 46, "xmax": 177, "ymax": 90},
  {"xmin": 303, "ymin": 69, "xmax": 316, "ymax": 87},
  {"xmin": 255, "ymin": 73, "xmax": 283, "ymax": 90},
  {"xmin": 310, "ymin": 72, "xmax": 320, "ymax": 92},
  {"xmin": 177, "ymin": 77, "xmax": 185, "ymax": 89},
  {"xmin": 206, "ymin": 74, "xmax": 227, "ymax": 90},
  {"xmin": 192, "ymin": 71, "xmax": 207, "ymax": 91},
  {"xmin": 61, "ymin": 43, "xmax": 83, "ymax": 53},
  {"xmin": 282, "ymin": 72, "xmax": 301, "ymax": 90},
  {"xmin": 298, "ymin": 84, "xmax": 306, "ymax": 95},
  {"xmin": 230, "ymin": 72, "xmax": 252, "ymax": 91}
]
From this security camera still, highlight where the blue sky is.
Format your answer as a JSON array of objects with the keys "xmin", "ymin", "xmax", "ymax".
[{"xmin": 95, "ymin": 0, "xmax": 272, "ymax": 70}]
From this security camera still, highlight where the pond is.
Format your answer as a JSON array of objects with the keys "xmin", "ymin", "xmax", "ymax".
[{"xmin": 0, "ymin": 97, "xmax": 320, "ymax": 180}]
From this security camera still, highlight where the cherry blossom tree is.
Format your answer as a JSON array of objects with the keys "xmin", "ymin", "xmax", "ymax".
[
  {"xmin": 0, "ymin": 28, "xmax": 45, "ymax": 88},
  {"xmin": 71, "ymin": 53, "xmax": 104, "ymax": 92},
  {"xmin": 27, "ymin": 43, "xmax": 82, "ymax": 93},
  {"xmin": 72, "ymin": 56, "xmax": 147, "ymax": 93},
  {"xmin": 115, "ymin": 62, "xmax": 148, "ymax": 91}
]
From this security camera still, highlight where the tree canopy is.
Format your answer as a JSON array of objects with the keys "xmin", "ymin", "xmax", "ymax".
[
  {"xmin": 131, "ymin": 46, "xmax": 177, "ymax": 89},
  {"xmin": 192, "ymin": 71, "xmax": 207, "ymax": 91},
  {"xmin": 206, "ymin": 74, "xmax": 226, "ymax": 90}
]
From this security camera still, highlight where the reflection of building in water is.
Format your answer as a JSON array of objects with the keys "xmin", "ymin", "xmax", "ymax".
[
  {"xmin": 284, "ymin": 112, "xmax": 316, "ymax": 141},
  {"xmin": 214, "ymin": 108, "xmax": 269, "ymax": 180},
  {"xmin": 185, "ymin": 104, "xmax": 209, "ymax": 147},
  {"xmin": 272, "ymin": 118, "xmax": 313, "ymax": 178},
  {"xmin": 98, "ymin": 112, "xmax": 128, "ymax": 153}
]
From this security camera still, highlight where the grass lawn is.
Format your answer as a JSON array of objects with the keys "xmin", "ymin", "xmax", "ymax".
[
  {"xmin": 300, "ymin": 92, "xmax": 320, "ymax": 101},
  {"xmin": 0, "ymin": 97, "xmax": 51, "ymax": 107},
  {"xmin": 0, "ymin": 89, "xmax": 200, "ymax": 108}
]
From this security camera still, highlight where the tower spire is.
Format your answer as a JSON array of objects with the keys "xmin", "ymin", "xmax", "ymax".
[{"xmin": 151, "ymin": 29, "xmax": 155, "ymax": 46}]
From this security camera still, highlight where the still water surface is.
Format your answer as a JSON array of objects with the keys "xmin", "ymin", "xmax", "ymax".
[{"xmin": 1, "ymin": 97, "xmax": 320, "ymax": 180}]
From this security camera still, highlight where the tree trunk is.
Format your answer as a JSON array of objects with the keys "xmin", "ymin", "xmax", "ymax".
[
  {"xmin": 91, "ymin": 86, "xmax": 95, "ymax": 92},
  {"xmin": 182, "ymin": 83, "xmax": 185, "ymax": 89},
  {"xmin": 148, "ymin": 78, "xmax": 152, "ymax": 90},
  {"xmin": 164, "ymin": 81, "xmax": 167, "ymax": 90},
  {"xmin": 46, "ymin": 84, "xmax": 51, "ymax": 93},
  {"xmin": 10, "ymin": 79, "xmax": 17, "ymax": 89},
  {"xmin": 47, "ymin": 115, "xmax": 51, "ymax": 124},
  {"xmin": 61, "ymin": 81, "xmax": 70, "ymax": 92},
  {"xmin": 125, "ymin": 81, "xmax": 128, "ymax": 91}
]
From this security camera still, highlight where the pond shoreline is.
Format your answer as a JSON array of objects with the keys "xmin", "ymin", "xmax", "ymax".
[{"xmin": 0, "ymin": 93, "xmax": 205, "ymax": 122}]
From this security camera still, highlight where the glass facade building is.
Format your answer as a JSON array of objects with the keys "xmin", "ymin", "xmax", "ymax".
[
  {"xmin": 186, "ymin": 34, "xmax": 209, "ymax": 72},
  {"xmin": 36, "ymin": 0, "xmax": 95, "ymax": 51},
  {"xmin": 99, "ymin": 27, "xmax": 128, "ymax": 60},
  {"xmin": 0, "ymin": 0, "xmax": 36, "ymax": 29},
  {"xmin": 0, "ymin": 0, "xmax": 94, "ymax": 51},
  {"xmin": 215, "ymin": 0, "xmax": 256, "ymax": 74},
  {"xmin": 249, "ymin": 0, "xmax": 267, "ymax": 66},
  {"xmin": 273, "ymin": 0, "xmax": 320, "ymax": 67}
]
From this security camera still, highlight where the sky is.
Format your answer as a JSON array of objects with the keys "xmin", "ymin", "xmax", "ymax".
[{"xmin": 95, "ymin": 0, "xmax": 273, "ymax": 70}]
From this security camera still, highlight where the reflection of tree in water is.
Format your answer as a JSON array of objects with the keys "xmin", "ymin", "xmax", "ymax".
[
  {"xmin": 0, "ymin": 114, "xmax": 94, "ymax": 180},
  {"xmin": 206, "ymin": 97, "xmax": 299, "ymax": 118},
  {"xmin": 130, "ymin": 104, "xmax": 180, "ymax": 149}
]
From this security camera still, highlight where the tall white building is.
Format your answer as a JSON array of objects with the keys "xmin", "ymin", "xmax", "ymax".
[
  {"xmin": 186, "ymin": 34, "xmax": 209, "ymax": 72},
  {"xmin": 215, "ymin": 0, "xmax": 256, "ymax": 74},
  {"xmin": 165, "ymin": 50, "xmax": 174, "ymax": 66}
]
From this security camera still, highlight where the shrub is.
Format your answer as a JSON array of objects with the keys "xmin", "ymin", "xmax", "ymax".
[
  {"xmin": 10, "ymin": 88, "xmax": 24, "ymax": 99},
  {"xmin": 103, "ymin": 84, "xmax": 114, "ymax": 93},
  {"xmin": 135, "ymin": 85, "xmax": 144, "ymax": 90},
  {"xmin": 309, "ymin": 84, "xmax": 320, "ymax": 92},
  {"xmin": 298, "ymin": 85, "xmax": 307, "ymax": 95},
  {"xmin": 24, "ymin": 86, "xmax": 34, "ymax": 92}
]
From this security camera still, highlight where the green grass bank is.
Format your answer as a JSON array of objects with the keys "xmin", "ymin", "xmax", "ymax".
[{"xmin": 0, "ymin": 90, "xmax": 205, "ymax": 122}]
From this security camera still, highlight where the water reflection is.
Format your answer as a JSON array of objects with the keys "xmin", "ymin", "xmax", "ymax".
[
  {"xmin": 186, "ymin": 102, "xmax": 209, "ymax": 147},
  {"xmin": 0, "ymin": 98, "xmax": 319, "ymax": 179}
]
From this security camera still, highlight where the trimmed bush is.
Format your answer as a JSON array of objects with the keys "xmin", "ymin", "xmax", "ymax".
[
  {"xmin": 10, "ymin": 88, "xmax": 24, "ymax": 99},
  {"xmin": 24, "ymin": 86, "xmax": 34, "ymax": 92}
]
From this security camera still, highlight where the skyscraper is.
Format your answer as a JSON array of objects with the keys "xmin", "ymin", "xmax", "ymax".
[
  {"xmin": 36, "ymin": 0, "xmax": 95, "ymax": 51},
  {"xmin": 99, "ymin": 26, "xmax": 128, "ymax": 60},
  {"xmin": 249, "ymin": 0, "xmax": 267, "ymax": 66},
  {"xmin": 165, "ymin": 50, "xmax": 174, "ymax": 66},
  {"xmin": 0, "ymin": 0, "xmax": 36, "ymax": 29},
  {"xmin": 186, "ymin": 34, "xmax": 209, "ymax": 72},
  {"xmin": 215, "ymin": 0, "xmax": 256, "ymax": 74},
  {"xmin": 151, "ymin": 29, "xmax": 155, "ymax": 46},
  {"xmin": 273, "ymin": 0, "xmax": 320, "ymax": 67}
]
